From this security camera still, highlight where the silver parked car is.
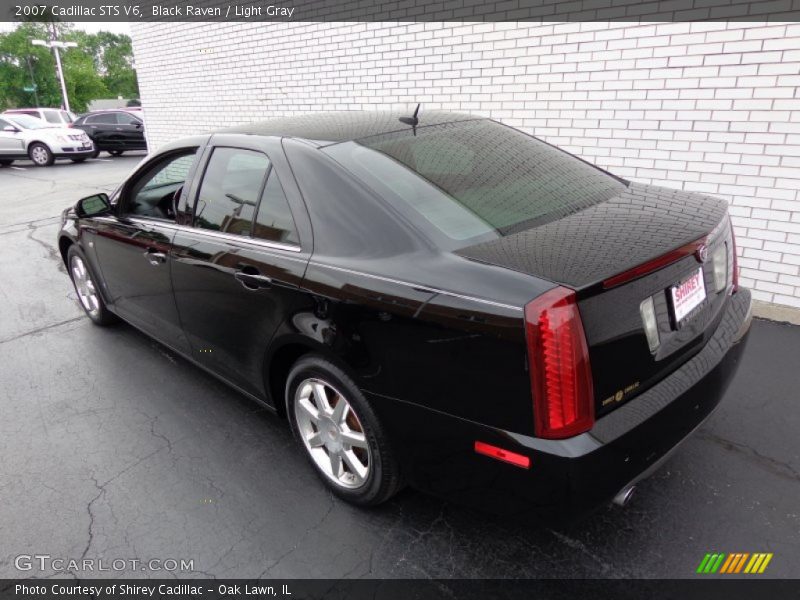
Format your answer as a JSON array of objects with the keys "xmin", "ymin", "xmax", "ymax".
[
  {"xmin": 4, "ymin": 107, "xmax": 77, "ymax": 127},
  {"xmin": 0, "ymin": 113, "xmax": 94, "ymax": 167}
]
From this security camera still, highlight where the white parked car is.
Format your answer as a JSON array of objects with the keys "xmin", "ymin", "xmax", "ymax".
[
  {"xmin": 4, "ymin": 107, "xmax": 77, "ymax": 126},
  {"xmin": 0, "ymin": 113, "xmax": 94, "ymax": 167}
]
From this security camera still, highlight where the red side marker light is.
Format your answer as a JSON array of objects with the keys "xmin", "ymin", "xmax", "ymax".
[{"xmin": 474, "ymin": 441, "xmax": 531, "ymax": 469}]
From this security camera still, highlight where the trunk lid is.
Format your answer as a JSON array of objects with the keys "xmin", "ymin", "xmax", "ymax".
[{"xmin": 457, "ymin": 182, "xmax": 735, "ymax": 417}]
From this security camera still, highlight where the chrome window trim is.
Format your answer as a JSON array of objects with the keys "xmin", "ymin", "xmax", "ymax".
[{"xmin": 120, "ymin": 216, "xmax": 305, "ymax": 254}]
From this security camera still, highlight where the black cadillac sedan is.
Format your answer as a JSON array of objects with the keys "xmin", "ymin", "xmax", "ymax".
[
  {"xmin": 58, "ymin": 111, "xmax": 752, "ymax": 516},
  {"xmin": 70, "ymin": 110, "xmax": 147, "ymax": 157}
]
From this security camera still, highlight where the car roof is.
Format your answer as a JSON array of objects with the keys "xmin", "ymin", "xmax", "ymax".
[
  {"xmin": 78, "ymin": 110, "xmax": 141, "ymax": 118},
  {"xmin": 5, "ymin": 108, "xmax": 61, "ymax": 113},
  {"xmin": 83, "ymin": 109, "xmax": 139, "ymax": 114},
  {"xmin": 219, "ymin": 110, "xmax": 480, "ymax": 146}
]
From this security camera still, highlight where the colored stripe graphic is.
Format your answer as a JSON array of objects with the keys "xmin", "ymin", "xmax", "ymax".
[
  {"xmin": 744, "ymin": 554, "xmax": 766, "ymax": 573},
  {"xmin": 734, "ymin": 553, "xmax": 749, "ymax": 573},
  {"xmin": 721, "ymin": 553, "xmax": 738, "ymax": 573},
  {"xmin": 758, "ymin": 553, "xmax": 773, "ymax": 573},
  {"xmin": 697, "ymin": 554, "xmax": 712, "ymax": 573},
  {"xmin": 719, "ymin": 554, "xmax": 736, "ymax": 574},
  {"xmin": 709, "ymin": 554, "xmax": 725, "ymax": 573},
  {"xmin": 699, "ymin": 552, "xmax": 774, "ymax": 574}
]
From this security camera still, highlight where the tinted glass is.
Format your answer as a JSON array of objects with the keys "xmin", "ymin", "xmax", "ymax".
[
  {"xmin": 194, "ymin": 148, "xmax": 269, "ymax": 235},
  {"xmin": 117, "ymin": 112, "xmax": 141, "ymax": 125},
  {"xmin": 252, "ymin": 171, "xmax": 298, "ymax": 244},
  {"xmin": 87, "ymin": 113, "xmax": 116, "ymax": 124},
  {"xmin": 43, "ymin": 110, "xmax": 61, "ymax": 124},
  {"xmin": 127, "ymin": 151, "xmax": 197, "ymax": 219},
  {"xmin": 324, "ymin": 119, "xmax": 625, "ymax": 247},
  {"xmin": 0, "ymin": 118, "xmax": 12, "ymax": 129}
]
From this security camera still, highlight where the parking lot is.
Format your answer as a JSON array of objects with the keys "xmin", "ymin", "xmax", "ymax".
[{"xmin": 1, "ymin": 156, "xmax": 798, "ymax": 579}]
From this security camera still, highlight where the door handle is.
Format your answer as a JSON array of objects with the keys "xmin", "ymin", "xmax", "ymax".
[
  {"xmin": 234, "ymin": 270, "xmax": 272, "ymax": 290},
  {"xmin": 144, "ymin": 250, "xmax": 167, "ymax": 266}
]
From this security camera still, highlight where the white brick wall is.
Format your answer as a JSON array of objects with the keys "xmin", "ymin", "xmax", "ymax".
[{"xmin": 130, "ymin": 21, "xmax": 800, "ymax": 308}]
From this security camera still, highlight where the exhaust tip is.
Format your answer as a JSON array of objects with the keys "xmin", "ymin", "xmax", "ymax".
[{"xmin": 613, "ymin": 485, "xmax": 636, "ymax": 507}]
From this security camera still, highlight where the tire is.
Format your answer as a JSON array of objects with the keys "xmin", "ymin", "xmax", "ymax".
[
  {"xmin": 71, "ymin": 158, "xmax": 87, "ymax": 163},
  {"xmin": 90, "ymin": 147, "xmax": 100, "ymax": 159},
  {"xmin": 66, "ymin": 245, "xmax": 119, "ymax": 326},
  {"xmin": 28, "ymin": 142, "xmax": 54, "ymax": 167},
  {"xmin": 286, "ymin": 355, "xmax": 403, "ymax": 506},
  {"xmin": 108, "ymin": 150, "xmax": 124, "ymax": 156},
  {"xmin": 0, "ymin": 160, "xmax": 13, "ymax": 166}
]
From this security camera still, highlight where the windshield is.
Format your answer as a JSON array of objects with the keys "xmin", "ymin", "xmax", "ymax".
[
  {"xmin": 324, "ymin": 119, "xmax": 626, "ymax": 248},
  {"xmin": 4, "ymin": 114, "xmax": 54, "ymax": 130}
]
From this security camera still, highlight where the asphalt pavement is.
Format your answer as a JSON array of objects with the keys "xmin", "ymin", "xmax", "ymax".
[{"xmin": 1, "ymin": 156, "xmax": 798, "ymax": 579}]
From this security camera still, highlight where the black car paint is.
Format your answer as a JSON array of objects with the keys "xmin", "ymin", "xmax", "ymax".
[
  {"xmin": 72, "ymin": 111, "xmax": 147, "ymax": 153},
  {"xmin": 58, "ymin": 112, "xmax": 752, "ymax": 516}
]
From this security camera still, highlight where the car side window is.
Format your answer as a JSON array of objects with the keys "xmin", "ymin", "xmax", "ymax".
[
  {"xmin": 117, "ymin": 113, "xmax": 140, "ymax": 126},
  {"xmin": 43, "ymin": 111, "xmax": 61, "ymax": 124},
  {"xmin": 194, "ymin": 147, "xmax": 270, "ymax": 235},
  {"xmin": 252, "ymin": 170, "xmax": 299, "ymax": 245},
  {"xmin": 87, "ymin": 114, "xmax": 115, "ymax": 125},
  {"xmin": 0, "ymin": 118, "xmax": 13, "ymax": 129},
  {"xmin": 125, "ymin": 151, "xmax": 198, "ymax": 220}
]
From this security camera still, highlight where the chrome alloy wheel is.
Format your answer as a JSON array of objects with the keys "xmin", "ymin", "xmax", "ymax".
[
  {"xmin": 294, "ymin": 378, "xmax": 371, "ymax": 489},
  {"xmin": 70, "ymin": 255, "xmax": 100, "ymax": 317},
  {"xmin": 30, "ymin": 145, "xmax": 50, "ymax": 165}
]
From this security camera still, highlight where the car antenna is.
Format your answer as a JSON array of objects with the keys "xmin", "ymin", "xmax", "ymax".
[{"xmin": 399, "ymin": 103, "xmax": 421, "ymax": 134}]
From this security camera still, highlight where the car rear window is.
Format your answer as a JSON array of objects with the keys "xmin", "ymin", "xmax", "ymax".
[{"xmin": 323, "ymin": 119, "xmax": 626, "ymax": 247}]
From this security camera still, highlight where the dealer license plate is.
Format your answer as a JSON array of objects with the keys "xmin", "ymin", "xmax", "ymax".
[{"xmin": 670, "ymin": 268, "xmax": 706, "ymax": 324}]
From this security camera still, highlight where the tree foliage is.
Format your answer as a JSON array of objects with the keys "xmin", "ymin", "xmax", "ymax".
[{"xmin": 0, "ymin": 22, "xmax": 139, "ymax": 112}]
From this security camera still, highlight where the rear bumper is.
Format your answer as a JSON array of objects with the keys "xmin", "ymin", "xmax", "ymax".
[{"xmin": 370, "ymin": 288, "xmax": 752, "ymax": 517}]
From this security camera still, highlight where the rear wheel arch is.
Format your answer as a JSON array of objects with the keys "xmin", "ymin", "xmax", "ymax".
[
  {"xmin": 266, "ymin": 342, "xmax": 317, "ymax": 418},
  {"xmin": 265, "ymin": 338, "xmax": 363, "ymax": 418}
]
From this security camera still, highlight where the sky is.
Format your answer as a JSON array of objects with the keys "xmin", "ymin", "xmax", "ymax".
[{"xmin": 0, "ymin": 21, "xmax": 132, "ymax": 35}]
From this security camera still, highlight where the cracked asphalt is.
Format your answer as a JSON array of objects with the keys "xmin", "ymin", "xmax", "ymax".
[{"xmin": 0, "ymin": 156, "xmax": 798, "ymax": 579}]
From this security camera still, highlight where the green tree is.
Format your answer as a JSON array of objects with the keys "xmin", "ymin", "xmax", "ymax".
[{"xmin": 0, "ymin": 22, "xmax": 139, "ymax": 112}]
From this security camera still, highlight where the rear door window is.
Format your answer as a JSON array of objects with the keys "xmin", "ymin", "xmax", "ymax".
[
  {"xmin": 117, "ymin": 113, "xmax": 142, "ymax": 126},
  {"xmin": 194, "ymin": 147, "xmax": 270, "ymax": 235},
  {"xmin": 252, "ymin": 170, "xmax": 299, "ymax": 245},
  {"xmin": 87, "ymin": 114, "xmax": 117, "ymax": 125}
]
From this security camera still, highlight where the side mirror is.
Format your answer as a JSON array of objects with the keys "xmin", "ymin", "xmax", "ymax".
[
  {"xmin": 134, "ymin": 122, "xmax": 142, "ymax": 129},
  {"xmin": 3, "ymin": 125, "xmax": 19, "ymax": 132},
  {"xmin": 75, "ymin": 193, "xmax": 111, "ymax": 218}
]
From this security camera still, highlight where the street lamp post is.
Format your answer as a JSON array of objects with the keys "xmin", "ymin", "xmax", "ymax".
[{"xmin": 31, "ymin": 35, "xmax": 77, "ymax": 112}]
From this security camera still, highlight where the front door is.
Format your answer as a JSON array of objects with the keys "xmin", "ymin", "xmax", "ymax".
[
  {"xmin": 170, "ymin": 136, "xmax": 311, "ymax": 399},
  {"xmin": 91, "ymin": 148, "xmax": 202, "ymax": 351}
]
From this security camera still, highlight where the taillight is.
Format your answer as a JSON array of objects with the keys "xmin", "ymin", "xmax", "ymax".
[
  {"xmin": 730, "ymin": 223, "xmax": 739, "ymax": 293},
  {"xmin": 525, "ymin": 287, "xmax": 594, "ymax": 439}
]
